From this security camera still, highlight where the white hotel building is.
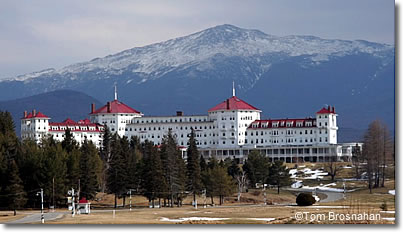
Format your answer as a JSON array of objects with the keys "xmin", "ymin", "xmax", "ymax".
[{"xmin": 21, "ymin": 87, "xmax": 359, "ymax": 163}]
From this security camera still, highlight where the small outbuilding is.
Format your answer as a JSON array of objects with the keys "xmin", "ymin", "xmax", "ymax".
[{"xmin": 77, "ymin": 197, "xmax": 91, "ymax": 214}]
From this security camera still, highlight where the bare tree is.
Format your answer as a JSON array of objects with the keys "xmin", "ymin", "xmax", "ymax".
[
  {"xmin": 235, "ymin": 171, "xmax": 248, "ymax": 202},
  {"xmin": 352, "ymin": 144, "xmax": 363, "ymax": 179},
  {"xmin": 381, "ymin": 123, "xmax": 392, "ymax": 187},
  {"xmin": 362, "ymin": 120, "xmax": 390, "ymax": 193},
  {"xmin": 324, "ymin": 156, "xmax": 343, "ymax": 181}
]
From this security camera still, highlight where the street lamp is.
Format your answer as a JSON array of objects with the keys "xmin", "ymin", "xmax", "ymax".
[{"xmin": 36, "ymin": 188, "xmax": 44, "ymax": 224}]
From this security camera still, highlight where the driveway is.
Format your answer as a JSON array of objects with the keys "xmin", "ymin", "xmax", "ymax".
[{"xmin": 6, "ymin": 211, "xmax": 67, "ymax": 224}]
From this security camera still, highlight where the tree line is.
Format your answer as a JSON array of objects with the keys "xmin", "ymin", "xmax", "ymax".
[{"xmin": 0, "ymin": 110, "xmax": 291, "ymax": 213}]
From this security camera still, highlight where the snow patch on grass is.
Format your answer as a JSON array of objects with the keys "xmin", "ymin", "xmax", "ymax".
[{"xmin": 160, "ymin": 217, "xmax": 230, "ymax": 222}]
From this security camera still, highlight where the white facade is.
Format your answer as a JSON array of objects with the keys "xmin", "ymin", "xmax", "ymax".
[
  {"xmin": 21, "ymin": 89, "xmax": 358, "ymax": 162},
  {"xmin": 21, "ymin": 111, "xmax": 104, "ymax": 148}
]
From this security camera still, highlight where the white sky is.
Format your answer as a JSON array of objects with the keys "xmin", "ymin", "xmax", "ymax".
[{"xmin": 0, "ymin": 0, "xmax": 395, "ymax": 78}]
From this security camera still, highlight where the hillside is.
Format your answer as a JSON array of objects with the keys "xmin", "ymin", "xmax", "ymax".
[{"xmin": 0, "ymin": 90, "xmax": 102, "ymax": 136}]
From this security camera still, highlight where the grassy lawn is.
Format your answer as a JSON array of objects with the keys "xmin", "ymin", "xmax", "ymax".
[
  {"xmin": 2, "ymin": 162, "xmax": 394, "ymax": 224},
  {"xmin": 0, "ymin": 211, "xmax": 26, "ymax": 223}
]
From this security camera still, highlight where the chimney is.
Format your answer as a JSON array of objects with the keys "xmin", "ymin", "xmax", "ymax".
[
  {"xmin": 33, "ymin": 109, "xmax": 36, "ymax": 117},
  {"xmin": 176, "ymin": 111, "xmax": 183, "ymax": 116},
  {"xmin": 332, "ymin": 106, "xmax": 335, "ymax": 113},
  {"xmin": 226, "ymin": 99, "xmax": 230, "ymax": 110},
  {"xmin": 23, "ymin": 111, "xmax": 27, "ymax": 118},
  {"xmin": 107, "ymin": 102, "xmax": 111, "ymax": 113},
  {"xmin": 328, "ymin": 105, "xmax": 331, "ymax": 112},
  {"xmin": 91, "ymin": 103, "xmax": 95, "ymax": 114}
]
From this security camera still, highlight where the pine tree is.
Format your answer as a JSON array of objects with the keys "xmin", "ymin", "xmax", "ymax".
[
  {"xmin": 160, "ymin": 130, "xmax": 185, "ymax": 207},
  {"xmin": 107, "ymin": 133, "xmax": 128, "ymax": 208},
  {"xmin": 16, "ymin": 139, "xmax": 43, "ymax": 207},
  {"xmin": 0, "ymin": 111, "xmax": 19, "ymax": 161},
  {"xmin": 41, "ymin": 140, "xmax": 68, "ymax": 207},
  {"xmin": 200, "ymin": 155, "xmax": 207, "ymax": 172},
  {"xmin": 79, "ymin": 140, "xmax": 102, "ymax": 200},
  {"xmin": 129, "ymin": 136, "xmax": 143, "ymax": 193},
  {"xmin": 243, "ymin": 150, "xmax": 270, "ymax": 187},
  {"xmin": 186, "ymin": 128, "xmax": 202, "ymax": 203},
  {"xmin": 100, "ymin": 125, "xmax": 112, "ymax": 192},
  {"xmin": 212, "ymin": 166, "xmax": 235, "ymax": 205},
  {"xmin": 141, "ymin": 141, "xmax": 166, "ymax": 207},
  {"xmin": 227, "ymin": 158, "xmax": 241, "ymax": 178},
  {"xmin": 268, "ymin": 160, "xmax": 291, "ymax": 194},
  {"xmin": 66, "ymin": 148, "xmax": 81, "ymax": 190},
  {"xmin": 203, "ymin": 165, "xmax": 234, "ymax": 205},
  {"xmin": 61, "ymin": 128, "xmax": 78, "ymax": 153},
  {"xmin": 4, "ymin": 160, "xmax": 27, "ymax": 215}
]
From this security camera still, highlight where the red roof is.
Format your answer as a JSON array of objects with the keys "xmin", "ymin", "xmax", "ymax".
[
  {"xmin": 22, "ymin": 111, "xmax": 50, "ymax": 119},
  {"xmin": 248, "ymin": 118, "xmax": 316, "ymax": 129},
  {"xmin": 316, "ymin": 106, "xmax": 336, "ymax": 114},
  {"xmin": 90, "ymin": 100, "xmax": 141, "ymax": 115},
  {"xmin": 62, "ymin": 118, "xmax": 76, "ymax": 124},
  {"xmin": 79, "ymin": 197, "xmax": 89, "ymax": 204},
  {"xmin": 208, "ymin": 96, "xmax": 260, "ymax": 112},
  {"xmin": 49, "ymin": 118, "xmax": 104, "ymax": 132}
]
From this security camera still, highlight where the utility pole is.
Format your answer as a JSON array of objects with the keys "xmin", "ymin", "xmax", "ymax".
[
  {"xmin": 52, "ymin": 177, "xmax": 55, "ymax": 212},
  {"xmin": 127, "ymin": 189, "xmax": 133, "ymax": 211},
  {"xmin": 71, "ymin": 188, "xmax": 75, "ymax": 217},
  {"xmin": 37, "ymin": 188, "xmax": 44, "ymax": 224},
  {"xmin": 203, "ymin": 189, "xmax": 207, "ymax": 208},
  {"xmin": 78, "ymin": 179, "xmax": 81, "ymax": 202},
  {"xmin": 263, "ymin": 184, "xmax": 267, "ymax": 205}
]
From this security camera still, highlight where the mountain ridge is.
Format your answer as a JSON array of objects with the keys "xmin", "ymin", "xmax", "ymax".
[{"xmin": 0, "ymin": 24, "xmax": 394, "ymax": 141}]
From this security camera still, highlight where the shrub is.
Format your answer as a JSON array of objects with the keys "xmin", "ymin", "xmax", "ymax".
[{"xmin": 296, "ymin": 193, "xmax": 316, "ymax": 206}]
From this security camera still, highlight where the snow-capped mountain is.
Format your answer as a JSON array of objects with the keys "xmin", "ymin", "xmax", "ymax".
[
  {"xmin": 3, "ymin": 24, "xmax": 392, "ymax": 85},
  {"xmin": 0, "ymin": 24, "xmax": 395, "ymax": 140}
]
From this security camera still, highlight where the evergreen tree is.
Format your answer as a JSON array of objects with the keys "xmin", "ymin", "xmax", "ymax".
[
  {"xmin": 66, "ymin": 148, "xmax": 81, "ymax": 190},
  {"xmin": 100, "ymin": 125, "xmax": 112, "ymax": 192},
  {"xmin": 16, "ymin": 139, "xmax": 43, "ymax": 207},
  {"xmin": 268, "ymin": 160, "xmax": 291, "ymax": 194},
  {"xmin": 107, "ymin": 133, "xmax": 128, "ymax": 208},
  {"xmin": 79, "ymin": 140, "xmax": 102, "ymax": 200},
  {"xmin": 243, "ymin": 150, "xmax": 270, "ymax": 187},
  {"xmin": 202, "ymin": 165, "xmax": 234, "ymax": 205},
  {"xmin": 207, "ymin": 156, "xmax": 219, "ymax": 169},
  {"xmin": 0, "ymin": 111, "xmax": 19, "ymax": 207},
  {"xmin": 4, "ymin": 160, "xmax": 27, "ymax": 215},
  {"xmin": 126, "ymin": 137, "xmax": 139, "ymax": 189},
  {"xmin": 200, "ymin": 155, "xmax": 207, "ymax": 172},
  {"xmin": 141, "ymin": 141, "xmax": 166, "ymax": 207},
  {"xmin": 41, "ymin": 139, "xmax": 68, "ymax": 207},
  {"xmin": 61, "ymin": 128, "xmax": 78, "ymax": 153},
  {"xmin": 186, "ymin": 129, "xmax": 202, "ymax": 203},
  {"xmin": 211, "ymin": 165, "xmax": 234, "ymax": 205},
  {"xmin": 160, "ymin": 130, "xmax": 185, "ymax": 206},
  {"xmin": 227, "ymin": 158, "xmax": 241, "ymax": 178},
  {"xmin": 0, "ymin": 111, "xmax": 19, "ymax": 161}
]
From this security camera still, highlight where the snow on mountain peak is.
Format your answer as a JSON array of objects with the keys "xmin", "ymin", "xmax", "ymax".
[{"xmin": 4, "ymin": 24, "xmax": 393, "ymax": 83}]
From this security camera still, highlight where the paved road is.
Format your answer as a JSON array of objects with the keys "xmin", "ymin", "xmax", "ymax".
[
  {"xmin": 6, "ymin": 212, "xmax": 67, "ymax": 224},
  {"xmin": 286, "ymin": 188, "xmax": 344, "ymax": 203}
]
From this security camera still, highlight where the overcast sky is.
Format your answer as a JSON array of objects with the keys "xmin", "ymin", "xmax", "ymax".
[{"xmin": 0, "ymin": 0, "xmax": 394, "ymax": 79}]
